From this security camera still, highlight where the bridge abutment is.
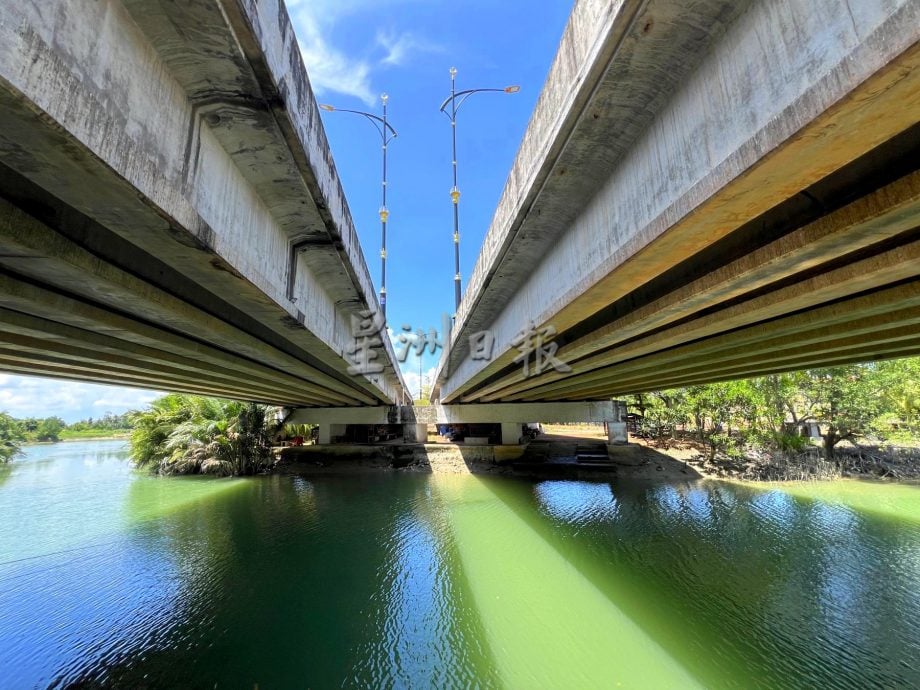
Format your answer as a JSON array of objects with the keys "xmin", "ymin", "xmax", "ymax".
[{"xmin": 289, "ymin": 400, "xmax": 628, "ymax": 447}]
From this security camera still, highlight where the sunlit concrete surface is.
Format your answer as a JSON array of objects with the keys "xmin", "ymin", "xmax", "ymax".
[
  {"xmin": 435, "ymin": 0, "xmax": 920, "ymax": 403},
  {"xmin": 0, "ymin": 0, "xmax": 408, "ymax": 406}
]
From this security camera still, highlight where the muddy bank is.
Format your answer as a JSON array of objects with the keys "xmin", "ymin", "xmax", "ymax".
[
  {"xmin": 276, "ymin": 439, "xmax": 702, "ymax": 482},
  {"xmin": 633, "ymin": 437, "xmax": 920, "ymax": 482}
]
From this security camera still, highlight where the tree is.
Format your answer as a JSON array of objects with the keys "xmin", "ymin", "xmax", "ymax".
[
  {"xmin": 34, "ymin": 417, "xmax": 65, "ymax": 442},
  {"xmin": 685, "ymin": 380, "xmax": 757, "ymax": 461},
  {"xmin": 631, "ymin": 389, "xmax": 689, "ymax": 440},
  {"xmin": 801, "ymin": 365, "xmax": 881, "ymax": 462},
  {"xmin": 873, "ymin": 358, "xmax": 920, "ymax": 436},
  {"xmin": 130, "ymin": 394, "xmax": 277, "ymax": 476},
  {"xmin": 0, "ymin": 412, "xmax": 24, "ymax": 463}
]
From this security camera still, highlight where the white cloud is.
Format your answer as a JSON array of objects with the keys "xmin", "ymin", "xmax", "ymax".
[
  {"xmin": 286, "ymin": 0, "xmax": 442, "ymax": 105},
  {"xmin": 403, "ymin": 366, "xmax": 437, "ymax": 400},
  {"xmin": 376, "ymin": 29, "xmax": 443, "ymax": 67},
  {"xmin": 0, "ymin": 375, "xmax": 161, "ymax": 423},
  {"xmin": 292, "ymin": 7, "xmax": 376, "ymax": 105}
]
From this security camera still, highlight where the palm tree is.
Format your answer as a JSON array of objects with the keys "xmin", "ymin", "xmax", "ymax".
[{"xmin": 130, "ymin": 395, "xmax": 277, "ymax": 476}]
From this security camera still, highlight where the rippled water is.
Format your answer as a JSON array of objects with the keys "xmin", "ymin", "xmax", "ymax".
[{"xmin": 1, "ymin": 441, "xmax": 918, "ymax": 688}]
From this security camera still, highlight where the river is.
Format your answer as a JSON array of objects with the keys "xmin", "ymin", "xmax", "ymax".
[{"xmin": 0, "ymin": 440, "xmax": 918, "ymax": 688}]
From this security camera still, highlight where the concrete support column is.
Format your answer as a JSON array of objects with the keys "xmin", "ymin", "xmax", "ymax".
[
  {"xmin": 501, "ymin": 422, "xmax": 522, "ymax": 445},
  {"xmin": 404, "ymin": 423, "xmax": 428, "ymax": 443},
  {"xmin": 607, "ymin": 400, "xmax": 628, "ymax": 445},
  {"xmin": 318, "ymin": 423, "xmax": 346, "ymax": 444},
  {"xmin": 607, "ymin": 422, "xmax": 628, "ymax": 445}
]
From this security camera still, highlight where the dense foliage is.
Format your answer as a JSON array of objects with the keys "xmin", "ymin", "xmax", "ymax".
[
  {"xmin": 13, "ymin": 413, "xmax": 131, "ymax": 442},
  {"xmin": 129, "ymin": 394, "xmax": 277, "ymax": 476},
  {"xmin": 16, "ymin": 416, "xmax": 66, "ymax": 442},
  {"xmin": 63, "ymin": 413, "xmax": 133, "ymax": 439},
  {"xmin": 0, "ymin": 412, "xmax": 24, "ymax": 463},
  {"xmin": 628, "ymin": 357, "xmax": 920, "ymax": 462}
]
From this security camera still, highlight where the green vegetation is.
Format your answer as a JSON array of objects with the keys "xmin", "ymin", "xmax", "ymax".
[
  {"xmin": 11, "ymin": 413, "xmax": 133, "ymax": 443},
  {"xmin": 129, "ymin": 394, "xmax": 277, "ymax": 476},
  {"xmin": 629, "ymin": 357, "xmax": 920, "ymax": 474},
  {"xmin": 0, "ymin": 412, "xmax": 24, "ymax": 463},
  {"xmin": 60, "ymin": 413, "xmax": 133, "ymax": 440},
  {"xmin": 16, "ymin": 416, "xmax": 66, "ymax": 442}
]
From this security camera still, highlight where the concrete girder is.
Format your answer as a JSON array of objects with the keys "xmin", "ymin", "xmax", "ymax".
[
  {"xmin": 438, "ymin": 0, "xmax": 920, "ymax": 403},
  {"xmin": 0, "ymin": 0, "xmax": 409, "ymax": 403},
  {"xmin": 508, "ymin": 302, "xmax": 920, "ymax": 401},
  {"xmin": 0, "ymin": 197, "xmax": 374, "ymax": 404},
  {"xmin": 0, "ymin": 308, "xmax": 346, "ymax": 406},
  {"xmin": 0, "ymin": 273, "xmax": 372, "ymax": 406},
  {"xmin": 469, "ymin": 169, "xmax": 920, "ymax": 402},
  {"xmin": 0, "ymin": 347, "xmax": 310, "ymax": 407},
  {"xmin": 0, "ymin": 329, "xmax": 338, "ymax": 407},
  {"xmin": 554, "ymin": 339, "xmax": 920, "ymax": 401},
  {"xmin": 472, "ymin": 236, "xmax": 920, "ymax": 402},
  {"xmin": 0, "ymin": 358, "xmax": 314, "ymax": 407},
  {"xmin": 525, "ymin": 316, "xmax": 920, "ymax": 401}
]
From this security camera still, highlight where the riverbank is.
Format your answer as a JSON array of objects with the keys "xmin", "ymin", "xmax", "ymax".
[
  {"xmin": 276, "ymin": 431, "xmax": 920, "ymax": 484},
  {"xmin": 633, "ymin": 437, "xmax": 920, "ymax": 482},
  {"xmin": 277, "ymin": 439, "xmax": 702, "ymax": 483},
  {"xmin": 23, "ymin": 433, "xmax": 130, "ymax": 446}
]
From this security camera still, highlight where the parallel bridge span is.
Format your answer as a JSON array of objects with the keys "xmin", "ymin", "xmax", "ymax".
[{"xmin": 0, "ymin": 0, "xmax": 409, "ymax": 406}]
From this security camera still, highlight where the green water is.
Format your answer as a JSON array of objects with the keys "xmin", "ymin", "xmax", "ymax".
[{"xmin": 1, "ymin": 441, "xmax": 918, "ymax": 688}]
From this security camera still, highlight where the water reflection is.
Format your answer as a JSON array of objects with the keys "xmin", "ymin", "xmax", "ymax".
[
  {"xmin": 0, "ymin": 443, "xmax": 917, "ymax": 688},
  {"xmin": 534, "ymin": 480, "xmax": 619, "ymax": 524}
]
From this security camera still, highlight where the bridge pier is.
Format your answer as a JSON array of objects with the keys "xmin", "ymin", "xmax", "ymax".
[
  {"xmin": 607, "ymin": 421, "xmax": 628, "ymax": 445},
  {"xmin": 405, "ymin": 423, "xmax": 429, "ymax": 444},
  {"xmin": 317, "ymin": 424, "xmax": 347, "ymax": 445},
  {"xmin": 288, "ymin": 400, "xmax": 628, "ymax": 446},
  {"xmin": 500, "ymin": 423, "xmax": 523, "ymax": 446}
]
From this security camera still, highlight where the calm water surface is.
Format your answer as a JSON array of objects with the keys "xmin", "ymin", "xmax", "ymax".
[{"xmin": 1, "ymin": 440, "xmax": 918, "ymax": 688}]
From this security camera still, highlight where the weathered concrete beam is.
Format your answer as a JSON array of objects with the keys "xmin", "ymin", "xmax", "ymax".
[
  {"xmin": 437, "ymin": 0, "xmax": 920, "ymax": 402},
  {"xmin": 600, "ymin": 340, "xmax": 920, "ymax": 399},
  {"xmin": 0, "ymin": 196, "xmax": 374, "ymax": 405},
  {"xmin": 476, "ymin": 236, "xmax": 920, "ymax": 402},
  {"xmin": 0, "ymin": 0, "xmax": 408, "ymax": 403},
  {"xmin": 510, "ymin": 301, "xmax": 920, "ymax": 401},
  {"xmin": 0, "ymin": 272, "xmax": 369, "ymax": 407},
  {"xmin": 287, "ymin": 401, "xmax": 623, "ymax": 426},
  {"xmin": 470, "ymin": 169, "xmax": 920, "ymax": 401},
  {"xmin": 0, "ymin": 307, "xmax": 345, "ymax": 406},
  {"xmin": 540, "ymin": 325, "xmax": 920, "ymax": 401}
]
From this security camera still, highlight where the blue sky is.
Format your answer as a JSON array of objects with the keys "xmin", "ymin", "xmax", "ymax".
[{"xmin": 0, "ymin": 0, "xmax": 573, "ymax": 420}]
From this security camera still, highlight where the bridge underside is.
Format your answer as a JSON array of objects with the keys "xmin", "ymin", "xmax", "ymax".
[
  {"xmin": 0, "ymin": 0, "xmax": 407, "ymax": 407},
  {"xmin": 437, "ymin": 0, "xmax": 920, "ymax": 403},
  {"xmin": 0, "ymin": 186, "xmax": 383, "ymax": 408},
  {"xmin": 461, "ymin": 151, "xmax": 920, "ymax": 403}
]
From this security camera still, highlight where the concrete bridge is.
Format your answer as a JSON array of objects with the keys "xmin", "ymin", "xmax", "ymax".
[
  {"xmin": 434, "ymin": 0, "xmax": 920, "ymax": 405},
  {"xmin": 1, "ymin": 0, "xmax": 918, "ymax": 444},
  {"xmin": 0, "ymin": 0, "xmax": 408, "ymax": 407}
]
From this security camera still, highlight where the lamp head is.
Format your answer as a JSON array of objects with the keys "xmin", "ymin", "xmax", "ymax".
[
  {"xmin": 449, "ymin": 66, "xmax": 457, "ymax": 78},
  {"xmin": 319, "ymin": 104, "xmax": 335, "ymax": 111},
  {"xmin": 380, "ymin": 92, "xmax": 389, "ymax": 104},
  {"xmin": 504, "ymin": 85, "xmax": 521, "ymax": 94}
]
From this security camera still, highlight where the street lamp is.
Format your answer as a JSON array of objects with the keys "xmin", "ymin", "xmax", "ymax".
[
  {"xmin": 439, "ymin": 67, "xmax": 520, "ymax": 314},
  {"xmin": 319, "ymin": 94, "xmax": 398, "ymax": 317}
]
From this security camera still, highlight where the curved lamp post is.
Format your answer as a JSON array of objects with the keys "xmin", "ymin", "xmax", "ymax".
[
  {"xmin": 439, "ymin": 67, "xmax": 519, "ymax": 314},
  {"xmin": 319, "ymin": 94, "xmax": 398, "ymax": 317}
]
